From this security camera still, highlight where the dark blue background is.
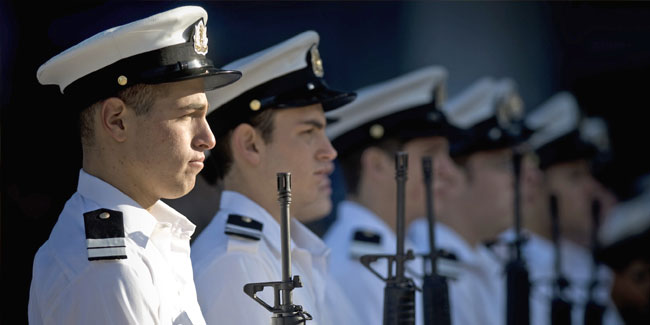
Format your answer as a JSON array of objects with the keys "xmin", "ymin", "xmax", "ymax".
[{"xmin": 3, "ymin": 1, "xmax": 650, "ymax": 323}]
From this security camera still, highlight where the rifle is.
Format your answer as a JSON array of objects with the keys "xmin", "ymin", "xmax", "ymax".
[
  {"xmin": 421, "ymin": 156, "xmax": 452, "ymax": 325},
  {"xmin": 505, "ymin": 150, "xmax": 531, "ymax": 325},
  {"xmin": 550, "ymin": 194, "xmax": 572, "ymax": 325},
  {"xmin": 584, "ymin": 199, "xmax": 606, "ymax": 325},
  {"xmin": 243, "ymin": 173, "xmax": 313, "ymax": 324},
  {"xmin": 360, "ymin": 152, "xmax": 418, "ymax": 325}
]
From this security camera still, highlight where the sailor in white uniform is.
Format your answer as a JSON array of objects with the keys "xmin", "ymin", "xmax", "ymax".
[
  {"xmin": 324, "ymin": 67, "xmax": 458, "ymax": 325},
  {"xmin": 408, "ymin": 77, "xmax": 528, "ymax": 325},
  {"xmin": 190, "ymin": 31, "xmax": 363, "ymax": 325},
  {"xmin": 498, "ymin": 92, "xmax": 623, "ymax": 325},
  {"xmin": 598, "ymin": 182, "xmax": 650, "ymax": 325},
  {"xmin": 28, "ymin": 6, "xmax": 241, "ymax": 324}
]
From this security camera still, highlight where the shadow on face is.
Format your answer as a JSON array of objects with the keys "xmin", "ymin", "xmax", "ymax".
[
  {"xmin": 544, "ymin": 159, "xmax": 598, "ymax": 246},
  {"xmin": 262, "ymin": 103, "xmax": 337, "ymax": 222}
]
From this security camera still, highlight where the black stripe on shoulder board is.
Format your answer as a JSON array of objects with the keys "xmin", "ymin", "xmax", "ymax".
[{"xmin": 226, "ymin": 214, "xmax": 263, "ymax": 231}]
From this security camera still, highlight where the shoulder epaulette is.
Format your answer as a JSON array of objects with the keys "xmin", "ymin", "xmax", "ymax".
[
  {"xmin": 437, "ymin": 249, "xmax": 458, "ymax": 261},
  {"xmin": 83, "ymin": 208, "xmax": 127, "ymax": 261},
  {"xmin": 437, "ymin": 248, "xmax": 463, "ymax": 278},
  {"xmin": 224, "ymin": 214, "xmax": 263, "ymax": 241},
  {"xmin": 350, "ymin": 229, "xmax": 383, "ymax": 258}
]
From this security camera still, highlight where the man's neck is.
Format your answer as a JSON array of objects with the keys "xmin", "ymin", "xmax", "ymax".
[
  {"xmin": 223, "ymin": 173, "xmax": 283, "ymax": 224},
  {"xmin": 349, "ymin": 194, "xmax": 397, "ymax": 234},
  {"xmin": 437, "ymin": 211, "xmax": 483, "ymax": 248},
  {"xmin": 525, "ymin": 206, "xmax": 553, "ymax": 242},
  {"xmin": 83, "ymin": 153, "xmax": 157, "ymax": 211}
]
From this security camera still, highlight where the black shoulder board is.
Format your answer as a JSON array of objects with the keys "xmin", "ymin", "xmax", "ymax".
[
  {"xmin": 437, "ymin": 249, "xmax": 458, "ymax": 261},
  {"xmin": 224, "ymin": 214, "xmax": 263, "ymax": 241},
  {"xmin": 350, "ymin": 229, "xmax": 383, "ymax": 258},
  {"xmin": 353, "ymin": 229, "xmax": 382, "ymax": 244},
  {"xmin": 83, "ymin": 208, "xmax": 127, "ymax": 261}
]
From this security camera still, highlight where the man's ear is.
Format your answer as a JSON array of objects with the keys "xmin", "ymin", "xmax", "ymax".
[
  {"xmin": 360, "ymin": 147, "xmax": 392, "ymax": 181},
  {"xmin": 99, "ymin": 97, "xmax": 129, "ymax": 143},
  {"xmin": 230, "ymin": 123, "xmax": 263, "ymax": 167}
]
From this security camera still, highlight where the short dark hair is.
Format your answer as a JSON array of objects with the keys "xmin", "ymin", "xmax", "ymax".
[
  {"xmin": 203, "ymin": 108, "xmax": 276, "ymax": 184},
  {"xmin": 338, "ymin": 138, "xmax": 404, "ymax": 196},
  {"xmin": 79, "ymin": 83, "xmax": 167, "ymax": 147}
]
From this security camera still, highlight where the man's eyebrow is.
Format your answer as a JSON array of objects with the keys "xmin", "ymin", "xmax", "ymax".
[
  {"xmin": 179, "ymin": 103, "xmax": 208, "ymax": 112},
  {"xmin": 298, "ymin": 119, "xmax": 325, "ymax": 129}
]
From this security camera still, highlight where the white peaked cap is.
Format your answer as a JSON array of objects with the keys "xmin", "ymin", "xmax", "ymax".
[
  {"xmin": 599, "ymin": 190, "xmax": 650, "ymax": 247},
  {"xmin": 326, "ymin": 66, "xmax": 448, "ymax": 140},
  {"xmin": 38, "ymin": 6, "xmax": 209, "ymax": 93},
  {"xmin": 443, "ymin": 77, "xmax": 519, "ymax": 129},
  {"xmin": 580, "ymin": 117, "xmax": 611, "ymax": 153},
  {"xmin": 525, "ymin": 92, "xmax": 581, "ymax": 150},
  {"xmin": 207, "ymin": 31, "xmax": 320, "ymax": 113}
]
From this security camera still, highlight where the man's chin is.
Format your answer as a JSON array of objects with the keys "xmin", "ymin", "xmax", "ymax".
[
  {"xmin": 161, "ymin": 179, "xmax": 196, "ymax": 200},
  {"xmin": 294, "ymin": 199, "xmax": 332, "ymax": 223}
]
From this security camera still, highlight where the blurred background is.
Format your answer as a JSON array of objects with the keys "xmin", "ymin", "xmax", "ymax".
[{"xmin": 3, "ymin": 1, "xmax": 650, "ymax": 323}]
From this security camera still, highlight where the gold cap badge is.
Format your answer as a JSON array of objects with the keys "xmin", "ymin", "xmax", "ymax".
[
  {"xmin": 310, "ymin": 45, "xmax": 324, "ymax": 78},
  {"xmin": 497, "ymin": 93, "xmax": 524, "ymax": 128},
  {"xmin": 193, "ymin": 20, "xmax": 208, "ymax": 55}
]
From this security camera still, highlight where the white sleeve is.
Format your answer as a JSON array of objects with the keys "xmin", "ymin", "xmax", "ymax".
[
  {"xmin": 448, "ymin": 278, "xmax": 483, "ymax": 325},
  {"xmin": 194, "ymin": 252, "xmax": 278, "ymax": 325},
  {"xmin": 39, "ymin": 261, "xmax": 160, "ymax": 325},
  {"xmin": 330, "ymin": 256, "xmax": 386, "ymax": 325}
]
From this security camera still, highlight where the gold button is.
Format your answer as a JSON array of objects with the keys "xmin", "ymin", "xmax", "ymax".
[
  {"xmin": 249, "ymin": 99, "xmax": 261, "ymax": 111},
  {"xmin": 99, "ymin": 212, "xmax": 111, "ymax": 219},
  {"xmin": 369, "ymin": 124, "xmax": 384, "ymax": 139},
  {"xmin": 242, "ymin": 217, "xmax": 252, "ymax": 223},
  {"xmin": 117, "ymin": 75, "xmax": 128, "ymax": 86}
]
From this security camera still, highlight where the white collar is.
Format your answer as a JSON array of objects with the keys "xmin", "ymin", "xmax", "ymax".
[
  {"xmin": 219, "ymin": 190, "xmax": 330, "ymax": 258},
  {"xmin": 435, "ymin": 222, "xmax": 482, "ymax": 265},
  {"xmin": 77, "ymin": 169, "xmax": 196, "ymax": 246},
  {"xmin": 337, "ymin": 200, "xmax": 397, "ymax": 245}
]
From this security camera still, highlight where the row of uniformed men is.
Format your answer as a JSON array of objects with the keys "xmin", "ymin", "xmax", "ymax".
[{"xmin": 29, "ymin": 5, "xmax": 648, "ymax": 325}]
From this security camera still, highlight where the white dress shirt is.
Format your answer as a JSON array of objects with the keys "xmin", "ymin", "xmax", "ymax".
[
  {"xmin": 28, "ymin": 169, "xmax": 205, "ymax": 325},
  {"xmin": 191, "ymin": 191, "xmax": 362, "ymax": 325},
  {"xmin": 498, "ymin": 229, "xmax": 624, "ymax": 325},
  {"xmin": 324, "ymin": 200, "xmax": 424, "ymax": 325},
  {"xmin": 408, "ymin": 217, "xmax": 503, "ymax": 325}
]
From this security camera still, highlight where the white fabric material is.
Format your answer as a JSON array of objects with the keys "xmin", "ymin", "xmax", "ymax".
[
  {"xmin": 191, "ymin": 191, "xmax": 363, "ymax": 325},
  {"xmin": 206, "ymin": 31, "xmax": 319, "ymax": 111},
  {"xmin": 408, "ymin": 217, "xmax": 503, "ymax": 325},
  {"xmin": 324, "ymin": 200, "xmax": 424, "ymax": 325},
  {"xmin": 325, "ymin": 66, "xmax": 448, "ymax": 140},
  {"xmin": 525, "ymin": 92, "xmax": 581, "ymax": 150},
  {"xmin": 580, "ymin": 117, "xmax": 611, "ymax": 153},
  {"xmin": 599, "ymin": 191, "xmax": 650, "ymax": 247},
  {"xmin": 37, "ymin": 6, "xmax": 208, "ymax": 93},
  {"xmin": 28, "ymin": 169, "xmax": 205, "ymax": 325},
  {"xmin": 86, "ymin": 237, "xmax": 126, "ymax": 248},
  {"xmin": 443, "ymin": 77, "xmax": 517, "ymax": 129},
  {"xmin": 498, "ymin": 229, "xmax": 624, "ymax": 325}
]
